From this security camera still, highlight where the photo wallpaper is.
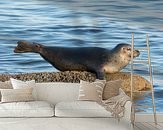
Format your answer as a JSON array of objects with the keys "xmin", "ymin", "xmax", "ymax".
[{"xmin": 0, "ymin": 0, "xmax": 163, "ymax": 113}]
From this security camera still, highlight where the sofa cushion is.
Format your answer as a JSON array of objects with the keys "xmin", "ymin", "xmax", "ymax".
[
  {"xmin": 103, "ymin": 80, "xmax": 122, "ymax": 100},
  {"xmin": 10, "ymin": 78, "xmax": 37, "ymax": 100},
  {"xmin": 0, "ymin": 101, "xmax": 54, "ymax": 117},
  {"xmin": 1, "ymin": 88, "xmax": 34, "ymax": 103},
  {"xmin": 55, "ymin": 101, "xmax": 112, "ymax": 117},
  {"xmin": 78, "ymin": 80, "xmax": 106, "ymax": 102}
]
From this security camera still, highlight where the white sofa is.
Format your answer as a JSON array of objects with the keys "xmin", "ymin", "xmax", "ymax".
[{"xmin": 0, "ymin": 82, "xmax": 132, "ymax": 130}]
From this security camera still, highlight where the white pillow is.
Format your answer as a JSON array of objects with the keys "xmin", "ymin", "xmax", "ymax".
[
  {"xmin": 55, "ymin": 101, "xmax": 112, "ymax": 117},
  {"xmin": 10, "ymin": 78, "xmax": 37, "ymax": 100},
  {"xmin": 10, "ymin": 78, "xmax": 35, "ymax": 89}
]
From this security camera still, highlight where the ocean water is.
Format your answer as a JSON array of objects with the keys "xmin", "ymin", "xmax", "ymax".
[{"xmin": 0, "ymin": 0, "xmax": 163, "ymax": 113}]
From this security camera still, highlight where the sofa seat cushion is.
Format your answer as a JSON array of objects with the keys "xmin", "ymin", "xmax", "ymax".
[
  {"xmin": 55, "ymin": 101, "xmax": 112, "ymax": 117},
  {"xmin": 0, "ymin": 101, "xmax": 54, "ymax": 117}
]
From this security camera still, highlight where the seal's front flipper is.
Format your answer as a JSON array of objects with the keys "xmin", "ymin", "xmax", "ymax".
[{"xmin": 96, "ymin": 71, "xmax": 105, "ymax": 80}]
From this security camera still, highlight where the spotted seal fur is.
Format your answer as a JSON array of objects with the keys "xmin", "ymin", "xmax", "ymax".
[{"xmin": 14, "ymin": 41, "xmax": 140, "ymax": 79}]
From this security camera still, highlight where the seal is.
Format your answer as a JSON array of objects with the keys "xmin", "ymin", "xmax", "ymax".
[{"xmin": 14, "ymin": 41, "xmax": 140, "ymax": 79}]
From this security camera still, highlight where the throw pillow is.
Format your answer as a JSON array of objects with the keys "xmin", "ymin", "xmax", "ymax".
[
  {"xmin": 78, "ymin": 80, "xmax": 106, "ymax": 102},
  {"xmin": 1, "ymin": 88, "xmax": 34, "ymax": 103},
  {"xmin": 10, "ymin": 78, "xmax": 35, "ymax": 89},
  {"xmin": 0, "ymin": 81, "xmax": 13, "ymax": 101},
  {"xmin": 102, "ymin": 80, "xmax": 122, "ymax": 100},
  {"xmin": 10, "ymin": 78, "xmax": 37, "ymax": 100}
]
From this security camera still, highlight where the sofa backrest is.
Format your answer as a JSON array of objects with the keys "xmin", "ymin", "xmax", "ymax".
[{"xmin": 35, "ymin": 82, "xmax": 80, "ymax": 105}]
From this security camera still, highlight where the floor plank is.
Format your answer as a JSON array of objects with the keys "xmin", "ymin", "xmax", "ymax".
[
  {"xmin": 135, "ymin": 122, "xmax": 149, "ymax": 130},
  {"xmin": 158, "ymin": 122, "xmax": 163, "ymax": 127},
  {"xmin": 143, "ymin": 122, "xmax": 160, "ymax": 130},
  {"xmin": 134, "ymin": 122, "xmax": 163, "ymax": 130},
  {"xmin": 149, "ymin": 122, "xmax": 162, "ymax": 130},
  {"xmin": 133, "ymin": 125, "xmax": 141, "ymax": 130}
]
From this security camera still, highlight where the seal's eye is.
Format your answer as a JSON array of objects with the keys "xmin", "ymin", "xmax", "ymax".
[
  {"xmin": 127, "ymin": 48, "xmax": 131, "ymax": 51},
  {"xmin": 34, "ymin": 43, "xmax": 42, "ymax": 48}
]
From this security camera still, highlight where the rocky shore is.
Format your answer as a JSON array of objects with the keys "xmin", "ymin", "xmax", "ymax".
[
  {"xmin": 0, "ymin": 71, "xmax": 151, "ymax": 93},
  {"xmin": 0, "ymin": 71, "xmax": 96, "ymax": 83}
]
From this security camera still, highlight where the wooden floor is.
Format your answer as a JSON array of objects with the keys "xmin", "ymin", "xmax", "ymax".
[{"xmin": 133, "ymin": 122, "xmax": 163, "ymax": 130}]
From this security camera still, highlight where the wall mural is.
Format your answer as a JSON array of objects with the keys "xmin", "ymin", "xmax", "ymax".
[{"xmin": 0, "ymin": 0, "xmax": 163, "ymax": 113}]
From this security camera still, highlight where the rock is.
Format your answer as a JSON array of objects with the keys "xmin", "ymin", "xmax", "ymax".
[
  {"xmin": 105, "ymin": 72, "xmax": 151, "ymax": 98},
  {"xmin": 0, "ymin": 71, "xmax": 151, "ymax": 93},
  {"xmin": 105, "ymin": 72, "xmax": 151, "ymax": 92},
  {"xmin": 0, "ymin": 71, "xmax": 96, "ymax": 83}
]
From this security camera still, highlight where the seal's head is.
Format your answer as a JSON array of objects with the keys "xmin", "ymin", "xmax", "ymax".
[
  {"xmin": 102, "ymin": 43, "xmax": 140, "ymax": 74},
  {"xmin": 14, "ymin": 41, "xmax": 43, "ymax": 53},
  {"xmin": 114, "ymin": 43, "xmax": 140, "ymax": 62}
]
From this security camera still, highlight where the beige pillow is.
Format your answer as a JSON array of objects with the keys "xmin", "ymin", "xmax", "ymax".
[
  {"xmin": 1, "ymin": 88, "xmax": 34, "ymax": 103},
  {"xmin": 102, "ymin": 80, "xmax": 122, "ymax": 100},
  {"xmin": 0, "ymin": 81, "xmax": 13, "ymax": 101},
  {"xmin": 78, "ymin": 80, "xmax": 106, "ymax": 102}
]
